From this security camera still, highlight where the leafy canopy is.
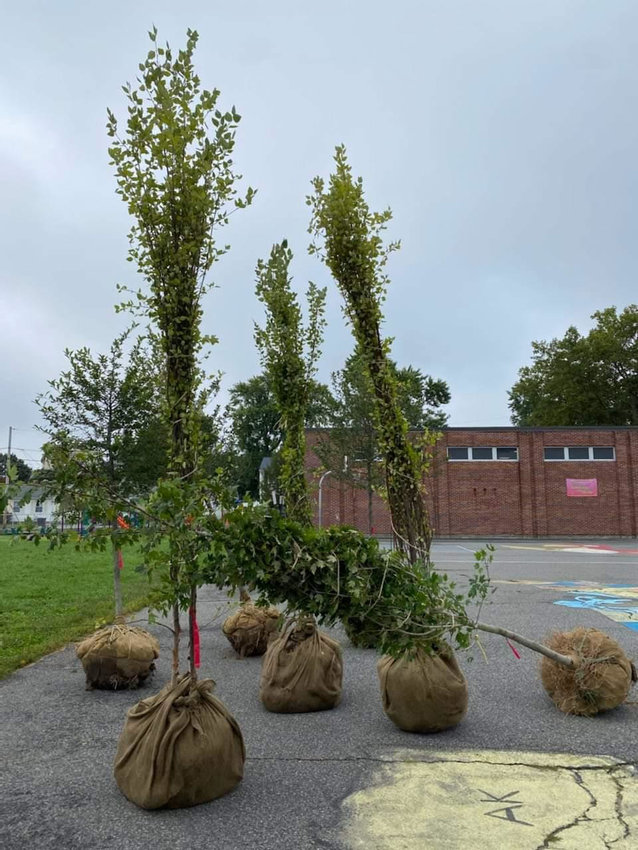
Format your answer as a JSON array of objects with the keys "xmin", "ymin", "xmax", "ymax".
[
  {"xmin": 226, "ymin": 372, "xmax": 336, "ymax": 499},
  {"xmin": 36, "ymin": 330, "xmax": 165, "ymax": 505},
  {"xmin": 0, "ymin": 454, "xmax": 32, "ymax": 484},
  {"xmin": 509, "ymin": 305, "xmax": 638, "ymax": 426}
]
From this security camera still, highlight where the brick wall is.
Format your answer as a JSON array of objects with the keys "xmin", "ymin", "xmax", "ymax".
[{"xmin": 305, "ymin": 427, "xmax": 638, "ymax": 537}]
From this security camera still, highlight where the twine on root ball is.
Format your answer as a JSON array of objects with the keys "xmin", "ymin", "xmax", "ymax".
[
  {"xmin": 540, "ymin": 627, "xmax": 637, "ymax": 716},
  {"xmin": 76, "ymin": 623, "xmax": 159, "ymax": 690},
  {"xmin": 222, "ymin": 600, "xmax": 281, "ymax": 658}
]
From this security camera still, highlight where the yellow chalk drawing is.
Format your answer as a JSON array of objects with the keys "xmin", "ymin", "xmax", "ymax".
[{"xmin": 342, "ymin": 749, "xmax": 637, "ymax": 849}]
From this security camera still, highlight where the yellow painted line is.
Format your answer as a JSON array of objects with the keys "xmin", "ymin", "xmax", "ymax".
[
  {"xmin": 493, "ymin": 579, "xmax": 549, "ymax": 585},
  {"xmin": 494, "ymin": 579, "xmax": 638, "ymax": 598},
  {"xmin": 342, "ymin": 749, "xmax": 637, "ymax": 849}
]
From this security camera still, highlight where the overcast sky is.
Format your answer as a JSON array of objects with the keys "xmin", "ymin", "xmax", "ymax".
[{"xmin": 2, "ymin": 1, "xmax": 638, "ymax": 466}]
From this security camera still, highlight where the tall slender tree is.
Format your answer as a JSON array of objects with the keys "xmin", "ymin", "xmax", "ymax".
[
  {"xmin": 254, "ymin": 240, "xmax": 326, "ymax": 524},
  {"xmin": 308, "ymin": 146, "xmax": 433, "ymax": 564},
  {"xmin": 108, "ymin": 27, "xmax": 254, "ymax": 683}
]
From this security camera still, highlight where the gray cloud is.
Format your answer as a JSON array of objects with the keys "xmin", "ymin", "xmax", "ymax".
[{"xmin": 2, "ymin": 0, "xmax": 638, "ymax": 463}]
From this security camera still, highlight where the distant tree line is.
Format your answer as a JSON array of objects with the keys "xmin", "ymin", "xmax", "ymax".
[{"xmin": 509, "ymin": 305, "xmax": 638, "ymax": 426}]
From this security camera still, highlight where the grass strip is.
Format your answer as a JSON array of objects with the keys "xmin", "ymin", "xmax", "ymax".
[{"xmin": 0, "ymin": 538, "xmax": 158, "ymax": 679}]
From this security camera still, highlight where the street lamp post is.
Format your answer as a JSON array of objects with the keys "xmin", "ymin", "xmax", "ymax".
[{"xmin": 317, "ymin": 469, "xmax": 333, "ymax": 528}]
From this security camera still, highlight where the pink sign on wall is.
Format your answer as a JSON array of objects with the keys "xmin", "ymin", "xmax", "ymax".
[{"xmin": 566, "ymin": 478, "xmax": 598, "ymax": 497}]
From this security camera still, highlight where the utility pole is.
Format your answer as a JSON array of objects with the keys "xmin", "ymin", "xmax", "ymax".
[{"xmin": 2, "ymin": 425, "xmax": 13, "ymax": 529}]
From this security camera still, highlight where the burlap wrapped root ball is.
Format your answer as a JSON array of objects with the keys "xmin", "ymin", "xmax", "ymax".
[
  {"xmin": 259, "ymin": 619, "xmax": 343, "ymax": 713},
  {"xmin": 377, "ymin": 645, "xmax": 468, "ymax": 733},
  {"xmin": 223, "ymin": 602, "xmax": 280, "ymax": 657},
  {"xmin": 76, "ymin": 624, "xmax": 159, "ymax": 690},
  {"xmin": 114, "ymin": 674, "xmax": 245, "ymax": 809},
  {"xmin": 541, "ymin": 627, "xmax": 637, "ymax": 716}
]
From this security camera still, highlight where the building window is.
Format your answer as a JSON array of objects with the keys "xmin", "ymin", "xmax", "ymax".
[
  {"xmin": 471, "ymin": 447, "xmax": 493, "ymax": 460},
  {"xmin": 544, "ymin": 447, "xmax": 615, "ymax": 461},
  {"xmin": 496, "ymin": 447, "xmax": 518, "ymax": 460},
  {"xmin": 567, "ymin": 446, "xmax": 589, "ymax": 460},
  {"xmin": 592, "ymin": 447, "xmax": 615, "ymax": 460},
  {"xmin": 447, "ymin": 446, "xmax": 518, "ymax": 461},
  {"xmin": 12, "ymin": 500, "xmax": 21, "ymax": 512},
  {"xmin": 35, "ymin": 500, "xmax": 43, "ymax": 513},
  {"xmin": 447, "ymin": 447, "xmax": 469, "ymax": 460},
  {"xmin": 543, "ymin": 447, "xmax": 565, "ymax": 461}
]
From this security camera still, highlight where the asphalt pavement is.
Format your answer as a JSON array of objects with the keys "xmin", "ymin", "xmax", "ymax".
[{"xmin": 1, "ymin": 539, "xmax": 637, "ymax": 849}]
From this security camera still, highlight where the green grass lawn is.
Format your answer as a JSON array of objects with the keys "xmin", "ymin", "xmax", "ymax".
[{"xmin": 0, "ymin": 538, "xmax": 158, "ymax": 679}]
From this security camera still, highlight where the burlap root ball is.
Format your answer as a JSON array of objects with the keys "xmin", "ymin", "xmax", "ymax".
[
  {"xmin": 114, "ymin": 674, "xmax": 245, "ymax": 809},
  {"xmin": 222, "ymin": 602, "xmax": 280, "ymax": 657},
  {"xmin": 377, "ymin": 645, "xmax": 469, "ymax": 733},
  {"xmin": 259, "ymin": 619, "xmax": 343, "ymax": 713},
  {"xmin": 76, "ymin": 624, "xmax": 159, "ymax": 690},
  {"xmin": 540, "ymin": 627, "xmax": 637, "ymax": 716}
]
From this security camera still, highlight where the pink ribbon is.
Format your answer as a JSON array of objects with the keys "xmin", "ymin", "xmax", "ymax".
[
  {"xmin": 189, "ymin": 607, "xmax": 200, "ymax": 668},
  {"xmin": 506, "ymin": 638, "xmax": 521, "ymax": 659},
  {"xmin": 117, "ymin": 551, "xmax": 124, "ymax": 570}
]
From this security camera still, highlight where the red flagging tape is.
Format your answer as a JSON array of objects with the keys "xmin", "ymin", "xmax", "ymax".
[
  {"xmin": 189, "ymin": 607, "xmax": 200, "ymax": 668},
  {"xmin": 506, "ymin": 638, "xmax": 521, "ymax": 659}
]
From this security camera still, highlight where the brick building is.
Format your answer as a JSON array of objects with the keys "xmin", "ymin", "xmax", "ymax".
[{"xmin": 305, "ymin": 427, "xmax": 638, "ymax": 537}]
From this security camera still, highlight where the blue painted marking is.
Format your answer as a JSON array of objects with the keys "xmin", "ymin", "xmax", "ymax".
[{"xmin": 552, "ymin": 592, "xmax": 638, "ymax": 631}]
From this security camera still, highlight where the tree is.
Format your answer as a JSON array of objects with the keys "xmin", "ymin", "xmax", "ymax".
[
  {"xmin": 315, "ymin": 348, "xmax": 450, "ymax": 533},
  {"xmin": 0, "ymin": 453, "xmax": 33, "ymax": 483},
  {"xmin": 509, "ymin": 305, "xmax": 638, "ymax": 426},
  {"xmin": 108, "ymin": 27, "xmax": 253, "ymax": 683},
  {"xmin": 393, "ymin": 365, "xmax": 450, "ymax": 430},
  {"xmin": 254, "ymin": 240, "xmax": 327, "ymax": 524},
  {"xmin": 308, "ymin": 146, "xmax": 433, "ymax": 564},
  {"xmin": 36, "ymin": 330, "xmax": 163, "ymax": 617},
  {"xmin": 226, "ymin": 372, "xmax": 336, "ymax": 499}
]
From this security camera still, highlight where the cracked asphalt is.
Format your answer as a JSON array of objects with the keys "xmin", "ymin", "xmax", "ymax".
[{"xmin": 1, "ymin": 539, "xmax": 637, "ymax": 849}]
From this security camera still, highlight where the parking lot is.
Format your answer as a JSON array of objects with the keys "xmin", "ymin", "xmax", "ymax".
[{"xmin": 1, "ymin": 539, "xmax": 637, "ymax": 849}]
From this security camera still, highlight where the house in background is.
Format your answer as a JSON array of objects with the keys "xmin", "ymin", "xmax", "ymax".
[{"xmin": 6, "ymin": 486, "xmax": 59, "ymax": 528}]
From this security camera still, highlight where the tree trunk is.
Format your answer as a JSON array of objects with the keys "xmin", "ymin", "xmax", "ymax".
[
  {"xmin": 475, "ymin": 621, "xmax": 576, "ymax": 668},
  {"xmin": 189, "ymin": 585, "xmax": 198, "ymax": 683},
  {"xmin": 171, "ymin": 602, "xmax": 181, "ymax": 688},
  {"xmin": 111, "ymin": 522, "xmax": 123, "ymax": 620}
]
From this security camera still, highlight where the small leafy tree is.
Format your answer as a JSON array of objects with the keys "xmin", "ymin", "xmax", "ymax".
[
  {"xmin": 107, "ymin": 27, "xmax": 253, "ymax": 684},
  {"xmin": 254, "ymin": 240, "xmax": 327, "ymax": 524},
  {"xmin": 36, "ymin": 330, "xmax": 163, "ymax": 617},
  {"xmin": 308, "ymin": 147, "xmax": 433, "ymax": 564}
]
